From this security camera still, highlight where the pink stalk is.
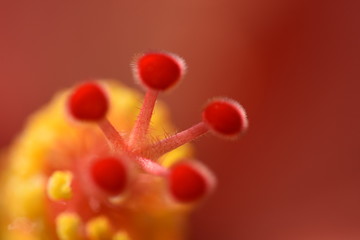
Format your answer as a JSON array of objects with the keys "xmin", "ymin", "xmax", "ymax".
[
  {"xmin": 142, "ymin": 122, "xmax": 209, "ymax": 160},
  {"xmin": 128, "ymin": 90, "xmax": 158, "ymax": 149},
  {"xmin": 135, "ymin": 157, "xmax": 169, "ymax": 176},
  {"xmin": 98, "ymin": 118, "xmax": 126, "ymax": 150},
  {"xmin": 99, "ymin": 118, "xmax": 168, "ymax": 176}
]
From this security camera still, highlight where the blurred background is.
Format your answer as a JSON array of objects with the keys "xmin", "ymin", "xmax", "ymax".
[{"xmin": 1, "ymin": 0, "xmax": 359, "ymax": 239}]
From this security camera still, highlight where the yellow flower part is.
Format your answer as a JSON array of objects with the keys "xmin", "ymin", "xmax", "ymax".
[
  {"xmin": 0, "ymin": 80, "xmax": 192, "ymax": 240},
  {"xmin": 112, "ymin": 231, "xmax": 130, "ymax": 240},
  {"xmin": 47, "ymin": 171, "xmax": 74, "ymax": 201},
  {"xmin": 86, "ymin": 216, "xmax": 112, "ymax": 240},
  {"xmin": 56, "ymin": 212, "xmax": 81, "ymax": 240}
]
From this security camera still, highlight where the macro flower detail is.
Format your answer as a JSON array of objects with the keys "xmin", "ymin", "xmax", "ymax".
[{"xmin": 0, "ymin": 52, "xmax": 248, "ymax": 240}]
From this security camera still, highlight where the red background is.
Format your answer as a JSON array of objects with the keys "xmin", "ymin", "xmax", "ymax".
[{"xmin": 1, "ymin": 0, "xmax": 359, "ymax": 239}]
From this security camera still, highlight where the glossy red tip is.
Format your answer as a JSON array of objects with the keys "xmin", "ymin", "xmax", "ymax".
[
  {"xmin": 169, "ymin": 163, "xmax": 208, "ymax": 203},
  {"xmin": 136, "ymin": 53, "xmax": 184, "ymax": 91},
  {"xmin": 68, "ymin": 82, "xmax": 108, "ymax": 121},
  {"xmin": 90, "ymin": 157, "xmax": 127, "ymax": 195},
  {"xmin": 202, "ymin": 98, "xmax": 248, "ymax": 138}
]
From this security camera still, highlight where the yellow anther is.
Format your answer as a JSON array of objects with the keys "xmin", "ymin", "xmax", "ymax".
[
  {"xmin": 113, "ymin": 231, "xmax": 130, "ymax": 240},
  {"xmin": 47, "ymin": 171, "xmax": 73, "ymax": 200},
  {"xmin": 86, "ymin": 216, "xmax": 112, "ymax": 240},
  {"xmin": 56, "ymin": 212, "xmax": 81, "ymax": 240}
]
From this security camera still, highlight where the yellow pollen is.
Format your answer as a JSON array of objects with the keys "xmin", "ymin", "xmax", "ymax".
[
  {"xmin": 47, "ymin": 171, "xmax": 73, "ymax": 200},
  {"xmin": 56, "ymin": 212, "xmax": 81, "ymax": 240},
  {"xmin": 86, "ymin": 216, "xmax": 112, "ymax": 240},
  {"xmin": 113, "ymin": 231, "xmax": 130, "ymax": 240}
]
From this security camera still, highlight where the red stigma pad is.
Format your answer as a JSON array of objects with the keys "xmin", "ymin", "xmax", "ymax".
[
  {"xmin": 137, "ymin": 53, "xmax": 182, "ymax": 91},
  {"xmin": 68, "ymin": 82, "xmax": 108, "ymax": 121},
  {"xmin": 203, "ymin": 99, "xmax": 246, "ymax": 137},
  {"xmin": 169, "ymin": 163, "xmax": 208, "ymax": 203},
  {"xmin": 90, "ymin": 157, "xmax": 127, "ymax": 195}
]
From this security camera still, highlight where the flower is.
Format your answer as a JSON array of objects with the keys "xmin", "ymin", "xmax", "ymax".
[{"xmin": 0, "ymin": 52, "xmax": 247, "ymax": 240}]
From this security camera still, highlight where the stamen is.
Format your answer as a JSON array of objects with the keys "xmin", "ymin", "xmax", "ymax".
[
  {"xmin": 98, "ymin": 119, "xmax": 126, "ymax": 150},
  {"xmin": 56, "ymin": 212, "xmax": 82, "ymax": 240},
  {"xmin": 141, "ymin": 122, "xmax": 208, "ymax": 160},
  {"xmin": 47, "ymin": 171, "xmax": 73, "ymax": 201},
  {"xmin": 86, "ymin": 216, "xmax": 112, "ymax": 240},
  {"xmin": 90, "ymin": 157, "xmax": 128, "ymax": 195},
  {"xmin": 135, "ymin": 157, "xmax": 169, "ymax": 176},
  {"xmin": 128, "ymin": 90, "xmax": 158, "ymax": 149},
  {"xmin": 67, "ymin": 82, "xmax": 126, "ymax": 150},
  {"xmin": 139, "ymin": 98, "xmax": 247, "ymax": 159},
  {"xmin": 128, "ymin": 52, "xmax": 185, "ymax": 149},
  {"xmin": 168, "ymin": 161, "xmax": 215, "ymax": 203}
]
